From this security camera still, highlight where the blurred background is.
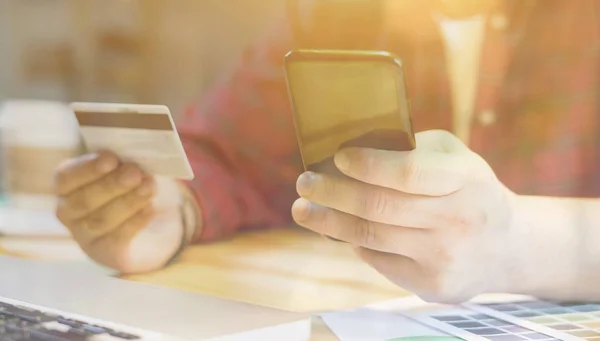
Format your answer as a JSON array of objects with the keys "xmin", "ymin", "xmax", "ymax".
[
  {"xmin": 0, "ymin": 0, "xmax": 286, "ymax": 235},
  {"xmin": 0, "ymin": 0, "xmax": 284, "ymax": 117}
]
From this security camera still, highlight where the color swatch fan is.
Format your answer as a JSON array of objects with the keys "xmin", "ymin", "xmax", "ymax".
[
  {"xmin": 465, "ymin": 299, "xmax": 600, "ymax": 341},
  {"xmin": 410, "ymin": 307, "xmax": 561, "ymax": 341}
]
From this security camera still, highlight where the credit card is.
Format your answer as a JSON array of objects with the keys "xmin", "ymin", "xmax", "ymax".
[{"xmin": 70, "ymin": 102, "xmax": 194, "ymax": 180}]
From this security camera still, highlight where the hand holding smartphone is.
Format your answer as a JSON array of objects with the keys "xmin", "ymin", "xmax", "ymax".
[{"xmin": 284, "ymin": 49, "xmax": 416, "ymax": 241}]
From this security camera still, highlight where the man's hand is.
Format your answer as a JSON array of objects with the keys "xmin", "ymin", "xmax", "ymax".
[
  {"xmin": 54, "ymin": 151, "xmax": 186, "ymax": 274},
  {"xmin": 292, "ymin": 130, "xmax": 523, "ymax": 303}
]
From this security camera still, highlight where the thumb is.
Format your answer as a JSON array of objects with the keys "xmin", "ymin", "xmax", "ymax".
[
  {"xmin": 334, "ymin": 130, "xmax": 490, "ymax": 196},
  {"xmin": 414, "ymin": 129, "xmax": 470, "ymax": 154}
]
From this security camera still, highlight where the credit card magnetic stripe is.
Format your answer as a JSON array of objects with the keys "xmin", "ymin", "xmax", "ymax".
[{"xmin": 74, "ymin": 111, "xmax": 174, "ymax": 131}]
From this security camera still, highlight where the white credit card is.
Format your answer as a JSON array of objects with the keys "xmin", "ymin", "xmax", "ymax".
[{"xmin": 70, "ymin": 102, "xmax": 194, "ymax": 180}]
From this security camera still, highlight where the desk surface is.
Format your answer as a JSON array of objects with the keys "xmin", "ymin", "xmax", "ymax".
[{"xmin": 0, "ymin": 227, "xmax": 409, "ymax": 340}]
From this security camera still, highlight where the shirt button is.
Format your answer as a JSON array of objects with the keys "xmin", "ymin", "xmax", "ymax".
[
  {"xmin": 490, "ymin": 13, "xmax": 508, "ymax": 31},
  {"xmin": 478, "ymin": 109, "xmax": 497, "ymax": 126}
]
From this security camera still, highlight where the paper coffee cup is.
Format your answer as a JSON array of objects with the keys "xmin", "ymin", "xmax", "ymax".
[{"xmin": 0, "ymin": 100, "xmax": 82, "ymax": 210}]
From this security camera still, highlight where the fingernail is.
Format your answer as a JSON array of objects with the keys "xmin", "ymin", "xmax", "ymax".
[
  {"xmin": 136, "ymin": 178, "xmax": 155, "ymax": 196},
  {"xmin": 292, "ymin": 198, "xmax": 312, "ymax": 222},
  {"xmin": 334, "ymin": 150, "xmax": 350, "ymax": 172},
  {"xmin": 96, "ymin": 155, "xmax": 118, "ymax": 173},
  {"xmin": 119, "ymin": 166, "xmax": 142, "ymax": 186},
  {"xmin": 297, "ymin": 172, "xmax": 317, "ymax": 196}
]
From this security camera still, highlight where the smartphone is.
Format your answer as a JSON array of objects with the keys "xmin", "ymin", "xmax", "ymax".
[{"xmin": 283, "ymin": 49, "xmax": 416, "ymax": 176}]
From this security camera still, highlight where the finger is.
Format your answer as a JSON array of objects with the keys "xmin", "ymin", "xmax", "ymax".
[
  {"xmin": 292, "ymin": 198, "xmax": 428, "ymax": 255},
  {"xmin": 54, "ymin": 151, "xmax": 120, "ymax": 196},
  {"xmin": 332, "ymin": 130, "xmax": 481, "ymax": 196},
  {"xmin": 334, "ymin": 147, "xmax": 472, "ymax": 196},
  {"xmin": 73, "ymin": 177, "xmax": 156, "ymax": 239},
  {"xmin": 414, "ymin": 129, "xmax": 469, "ymax": 153},
  {"xmin": 354, "ymin": 247, "xmax": 427, "ymax": 294},
  {"xmin": 82, "ymin": 205, "xmax": 155, "ymax": 272},
  {"xmin": 296, "ymin": 171, "xmax": 451, "ymax": 228},
  {"xmin": 59, "ymin": 163, "xmax": 145, "ymax": 221}
]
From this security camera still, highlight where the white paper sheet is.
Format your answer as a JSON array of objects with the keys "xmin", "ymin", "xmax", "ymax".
[
  {"xmin": 321, "ymin": 296, "xmax": 461, "ymax": 341},
  {"xmin": 322, "ymin": 307, "xmax": 455, "ymax": 341}
]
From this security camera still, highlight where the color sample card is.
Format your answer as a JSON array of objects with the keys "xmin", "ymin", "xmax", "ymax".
[
  {"xmin": 409, "ymin": 307, "xmax": 561, "ymax": 341},
  {"xmin": 465, "ymin": 299, "xmax": 600, "ymax": 341}
]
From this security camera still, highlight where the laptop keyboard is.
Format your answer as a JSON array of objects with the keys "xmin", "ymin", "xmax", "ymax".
[{"xmin": 0, "ymin": 301, "xmax": 140, "ymax": 340}]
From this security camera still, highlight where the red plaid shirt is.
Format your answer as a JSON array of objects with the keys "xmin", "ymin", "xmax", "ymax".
[{"xmin": 178, "ymin": 0, "xmax": 600, "ymax": 243}]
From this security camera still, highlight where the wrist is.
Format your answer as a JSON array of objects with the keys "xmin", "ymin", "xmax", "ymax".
[
  {"xmin": 506, "ymin": 194, "xmax": 588, "ymax": 300},
  {"xmin": 177, "ymin": 181, "xmax": 203, "ymax": 245},
  {"xmin": 162, "ymin": 180, "xmax": 203, "ymax": 267}
]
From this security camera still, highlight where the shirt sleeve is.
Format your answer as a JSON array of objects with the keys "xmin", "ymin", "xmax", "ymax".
[{"xmin": 176, "ymin": 19, "xmax": 299, "ymax": 243}]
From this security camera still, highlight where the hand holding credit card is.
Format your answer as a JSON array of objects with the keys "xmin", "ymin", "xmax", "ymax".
[{"xmin": 70, "ymin": 102, "xmax": 194, "ymax": 180}]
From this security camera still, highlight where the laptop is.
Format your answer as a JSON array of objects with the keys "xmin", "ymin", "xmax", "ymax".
[{"xmin": 0, "ymin": 255, "xmax": 312, "ymax": 341}]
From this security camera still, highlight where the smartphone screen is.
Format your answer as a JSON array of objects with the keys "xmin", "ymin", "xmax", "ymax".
[{"xmin": 284, "ymin": 50, "xmax": 415, "ymax": 174}]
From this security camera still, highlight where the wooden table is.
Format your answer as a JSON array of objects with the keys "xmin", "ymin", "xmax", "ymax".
[{"xmin": 0, "ymin": 227, "xmax": 410, "ymax": 340}]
